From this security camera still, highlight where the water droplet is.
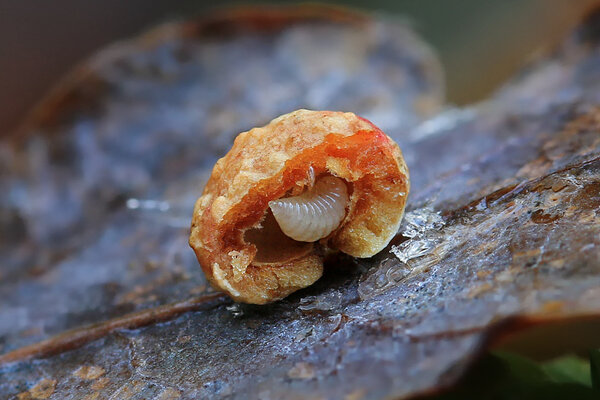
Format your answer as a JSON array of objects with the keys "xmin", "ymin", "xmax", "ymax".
[
  {"xmin": 298, "ymin": 290, "xmax": 342, "ymax": 313},
  {"xmin": 475, "ymin": 197, "xmax": 488, "ymax": 211},
  {"xmin": 126, "ymin": 197, "xmax": 189, "ymax": 228},
  {"xmin": 226, "ymin": 303, "xmax": 244, "ymax": 317},
  {"xmin": 126, "ymin": 198, "xmax": 171, "ymax": 211},
  {"xmin": 358, "ymin": 208, "xmax": 446, "ymax": 300},
  {"xmin": 399, "ymin": 206, "xmax": 444, "ymax": 238},
  {"xmin": 392, "ymin": 207, "xmax": 444, "ymax": 264},
  {"xmin": 358, "ymin": 258, "xmax": 410, "ymax": 300}
]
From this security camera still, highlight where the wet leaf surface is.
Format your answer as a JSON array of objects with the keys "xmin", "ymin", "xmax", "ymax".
[
  {"xmin": 0, "ymin": 5, "xmax": 441, "ymax": 355},
  {"xmin": 1, "ymin": 5, "xmax": 600, "ymax": 400}
]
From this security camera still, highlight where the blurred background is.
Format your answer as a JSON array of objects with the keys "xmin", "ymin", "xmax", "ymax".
[{"xmin": 0, "ymin": 0, "xmax": 599, "ymax": 136}]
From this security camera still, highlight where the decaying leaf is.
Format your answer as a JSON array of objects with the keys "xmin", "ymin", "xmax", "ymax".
[
  {"xmin": 0, "ymin": 4, "xmax": 441, "ymax": 355},
  {"xmin": 1, "ymin": 4, "xmax": 600, "ymax": 400}
]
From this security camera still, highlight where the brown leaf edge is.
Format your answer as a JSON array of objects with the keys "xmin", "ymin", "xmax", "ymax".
[{"xmin": 0, "ymin": 293, "xmax": 228, "ymax": 366}]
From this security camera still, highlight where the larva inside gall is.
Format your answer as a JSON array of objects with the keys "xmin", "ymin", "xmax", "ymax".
[
  {"xmin": 190, "ymin": 110, "xmax": 409, "ymax": 304},
  {"xmin": 269, "ymin": 176, "xmax": 348, "ymax": 242}
]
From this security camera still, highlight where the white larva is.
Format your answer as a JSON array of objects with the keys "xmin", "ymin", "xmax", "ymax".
[{"xmin": 269, "ymin": 176, "xmax": 348, "ymax": 242}]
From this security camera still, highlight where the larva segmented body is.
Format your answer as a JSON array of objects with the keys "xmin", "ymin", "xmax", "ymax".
[{"xmin": 269, "ymin": 176, "xmax": 348, "ymax": 242}]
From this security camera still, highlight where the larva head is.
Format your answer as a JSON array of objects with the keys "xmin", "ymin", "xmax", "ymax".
[{"xmin": 189, "ymin": 109, "xmax": 409, "ymax": 304}]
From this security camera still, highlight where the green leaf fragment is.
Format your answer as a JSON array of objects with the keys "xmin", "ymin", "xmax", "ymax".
[
  {"xmin": 590, "ymin": 349, "xmax": 600, "ymax": 391},
  {"xmin": 428, "ymin": 351, "xmax": 599, "ymax": 399},
  {"xmin": 542, "ymin": 355, "xmax": 592, "ymax": 387}
]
